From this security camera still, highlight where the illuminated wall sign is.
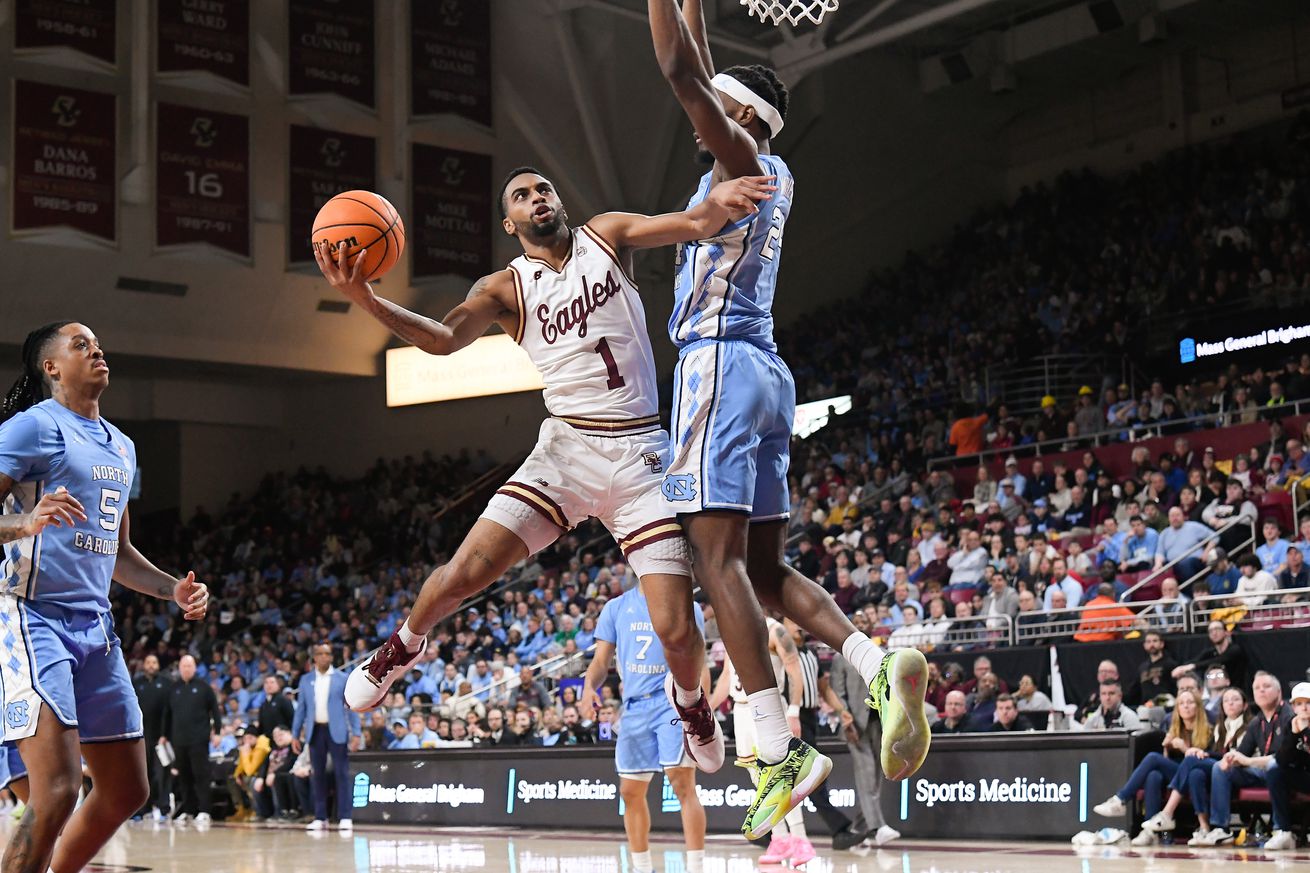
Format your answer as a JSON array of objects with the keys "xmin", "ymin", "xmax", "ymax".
[
  {"xmin": 385, "ymin": 335, "xmax": 544, "ymax": 407},
  {"xmin": 1180, "ymin": 322, "xmax": 1310, "ymax": 364},
  {"xmin": 793, "ymin": 394, "xmax": 852, "ymax": 439}
]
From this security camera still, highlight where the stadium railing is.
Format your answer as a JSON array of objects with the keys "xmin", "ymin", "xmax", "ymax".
[
  {"xmin": 1118, "ymin": 515, "xmax": 1256, "ymax": 602},
  {"xmin": 1190, "ymin": 585, "xmax": 1310, "ymax": 632},
  {"xmin": 1013, "ymin": 597, "xmax": 1189, "ymax": 645}
]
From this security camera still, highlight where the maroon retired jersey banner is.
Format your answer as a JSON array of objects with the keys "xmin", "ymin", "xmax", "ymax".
[
  {"xmin": 157, "ymin": 0, "xmax": 250, "ymax": 86},
  {"xmin": 156, "ymin": 103, "xmax": 250, "ymax": 256},
  {"xmin": 288, "ymin": 125, "xmax": 376, "ymax": 263},
  {"xmin": 11, "ymin": 81, "xmax": 116, "ymax": 241},
  {"xmin": 411, "ymin": 0, "xmax": 491, "ymax": 126},
  {"xmin": 14, "ymin": 0, "xmax": 116, "ymax": 65},
  {"xmin": 411, "ymin": 144, "xmax": 491, "ymax": 280},
  {"xmin": 288, "ymin": 0, "xmax": 375, "ymax": 108}
]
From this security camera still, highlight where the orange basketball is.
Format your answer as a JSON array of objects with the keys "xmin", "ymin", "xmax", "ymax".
[{"xmin": 311, "ymin": 190, "xmax": 406, "ymax": 281}]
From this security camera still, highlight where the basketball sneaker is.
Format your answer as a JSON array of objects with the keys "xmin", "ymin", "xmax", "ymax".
[
  {"xmin": 344, "ymin": 631, "xmax": 427, "ymax": 711},
  {"xmin": 741, "ymin": 738, "xmax": 832, "ymax": 841},
  {"xmin": 758, "ymin": 834, "xmax": 793, "ymax": 865},
  {"xmin": 788, "ymin": 836, "xmax": 816, "ymax": 866},
  {"xmin": 866, "ymin": 649, "xmax": 931, "ymax": 781},
  {"xmin": 664, "ymin": 673, "xmax": 726, "ymax": 773}
]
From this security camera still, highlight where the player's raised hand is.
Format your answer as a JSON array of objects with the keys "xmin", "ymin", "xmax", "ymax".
[
  {"xmin": 705, "ymin": 175, "xmax": 777, "ymax": 217},
  {"xmin": 314, "ymin": 240, "xmax": 375, "ymax": 307},
  {"xmin": 23, "ymin": 486, "xmax": 87, "ymax": 536},
  {"xmin": 174, "ymin": 571, "xmax": 209, "ymax": 621}
]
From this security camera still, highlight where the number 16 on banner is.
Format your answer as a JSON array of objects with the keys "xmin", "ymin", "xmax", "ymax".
[{"xmin": 155, "ymin": 102, "xmax": 251, "ymax": 258}]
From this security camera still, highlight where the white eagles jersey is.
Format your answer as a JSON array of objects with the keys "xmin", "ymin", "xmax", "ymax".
[
  {"xmin": 726, "ymin": 617, "xmax": 787, "ymax": 705},
  {"xmin": 508, "ymin": 225, "xmax": 661, "ymax": 437}
]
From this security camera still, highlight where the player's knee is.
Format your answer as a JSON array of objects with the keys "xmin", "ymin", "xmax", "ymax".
[
  {"xmin": 439, "ymin": 555, "xmax": 489, "ymax": 599},
  {"xmin": 669, "ymin": 772, "xmax": 697, "ymax": 801},
  {"xmin": 619, "ymin": 778, "xmax": 647, "ymax": 802},
  {"xmin": 37, "ymin": 769, "xmax": 81, "ymax": 820}
]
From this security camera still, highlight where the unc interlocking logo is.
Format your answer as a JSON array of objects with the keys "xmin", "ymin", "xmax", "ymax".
[
  {"xmin": 642, "ymin": 453, "xmax": 664, "ymax": 475},
  {"xmin": 661, "ymin": 474, "xmax": 697, "ymax": 502},
  {"xmin": 6, "ymin": 701, "xmax": 29, "ymax": 730}
]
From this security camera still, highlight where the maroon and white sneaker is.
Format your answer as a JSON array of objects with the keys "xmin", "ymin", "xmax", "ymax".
[
  {"xmin": 345, "ymin": 631, "xmax": 427, "ymax": 711},
  {"xmin": 664, "ymin": 672, "xmax": 726, "ymax": 773}
]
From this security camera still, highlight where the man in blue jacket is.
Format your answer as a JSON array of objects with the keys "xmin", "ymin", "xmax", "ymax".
[{"xmin": 293, "ymin": 642, "xmax": 362, "ymax": 833}]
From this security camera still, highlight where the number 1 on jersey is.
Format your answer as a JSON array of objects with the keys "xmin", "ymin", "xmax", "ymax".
[{"xmin": 595, "ymin": 338, "xmax": 625, "ymax": 390}]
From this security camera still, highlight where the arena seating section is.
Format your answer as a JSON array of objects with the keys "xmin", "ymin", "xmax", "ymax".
[{"xmin": 123, "ymin": 123, "xmax": 1310, "ymax": 770}]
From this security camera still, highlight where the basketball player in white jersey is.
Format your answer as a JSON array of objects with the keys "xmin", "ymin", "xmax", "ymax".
[
  {"xmin": 315, "ymin": 168, "xmax": 776, "ymax": 774},
  {"xmin": 648, "ymin": 0, "xmax": 930, "ymax": 841},
  {"xmin": 708, "ymin": 615, "xmax": 815, "ymax": 866}
]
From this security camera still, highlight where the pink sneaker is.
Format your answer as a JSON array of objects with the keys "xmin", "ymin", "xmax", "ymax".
[
  {"xmin": 789, "ymin": 837, "xmax": 816, "ymax": 866},
  {"xmin": 759, "ymin": 835, "xmax": 794, "ymax": 865}
]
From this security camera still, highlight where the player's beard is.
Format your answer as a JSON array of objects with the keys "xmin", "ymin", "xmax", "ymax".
[
  {"xmin": 695, "ymin": 148, "xmax": 715, "ymax": 166},
  {"xmin": 526, "ymin": 209, "xmax": 567, "ymax": 238}
]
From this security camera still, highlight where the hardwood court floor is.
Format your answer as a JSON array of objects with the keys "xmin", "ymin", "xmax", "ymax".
[{"xmin": 12, "ymin": 820, "xmax": 1310, "ymax": 873}]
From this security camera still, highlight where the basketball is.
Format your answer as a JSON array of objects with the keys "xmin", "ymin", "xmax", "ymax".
[{"xmin": 311, "ymin": 190, "xmax": 406, "ymax": 282}]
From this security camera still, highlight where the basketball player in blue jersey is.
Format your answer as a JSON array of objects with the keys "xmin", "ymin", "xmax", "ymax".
[
  {"xmin": 582, "ymin": 583, "xmax": 708, "ymax": 873},
  {"xmin": 0, "ymin": 322, "xmax": 209, "ymax": 873},
  {"xmin": 648, "ymin": 0, "xmax": 931, "ymax": 840}
]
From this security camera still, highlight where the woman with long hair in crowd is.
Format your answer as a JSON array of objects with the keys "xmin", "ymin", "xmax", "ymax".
[
  {"xmin": 1102, "ymin": 687, "xmax": 1251, "ymax": 846},
  {"xmin": 1091, "ymin": 688, "xmax": 1212, "ymax": 844}
]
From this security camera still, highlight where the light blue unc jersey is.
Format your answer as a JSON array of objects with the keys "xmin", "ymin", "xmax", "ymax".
[
  {"xmin": 595, "ymin": 587, "xmax": 705, "ymax": 702},
  {"xmin": 669, "ymin": 153, "xmax": 794, "ymax": 352},
  {"xmin": 0, "ymin": 400, "xmax": 136, "ymax": 613}
]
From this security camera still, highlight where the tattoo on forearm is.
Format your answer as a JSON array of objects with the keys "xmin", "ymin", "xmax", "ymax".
[
  {"xmin": 157, "ymin": 581, "xmax": 176, "ymax": 599},
  {"xmin": 0, "ymin": 516, "xmax": 29, "ymax": 546},
  {"xmin": 374, "ymin": 299, "xmax": 444, "ymax": 348},
  {"xmin": 4, "ymin": 806, "xmax": 36, "ymax": 873}
]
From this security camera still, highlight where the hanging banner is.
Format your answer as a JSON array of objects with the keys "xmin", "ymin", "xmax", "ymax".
[
  {"xmin": 156, "ymin": 103, "xmax": 250, "ymax": 256},
  {"xmin": 11, "ymin": 80, "xmax": 117, "ymax": 242},
  {"xmin": 287, "ymin": 124, "xmax": 376, "ymax": 264},
  {"xmin": 15, "ymin": 0, "xmax": 117, "ymax": 65},
  {"xmin": 411, "ymin": 0, "xmax": 491, "ymax": 126},
  {"xmin": 410, "ymin": 144, "xmax": 491, "ymax": 281},
  {"xmin": 288, "ymin": 0, "xmax": 375, "ymax": 108},
  {"xmin": 157, "ymin": 0, "xmax": 250, "ymax": 86}
]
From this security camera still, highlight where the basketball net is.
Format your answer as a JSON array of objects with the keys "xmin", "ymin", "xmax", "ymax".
[{"xmin": 741, "ymin": 0, "xmax": 839, "ymax": 26}]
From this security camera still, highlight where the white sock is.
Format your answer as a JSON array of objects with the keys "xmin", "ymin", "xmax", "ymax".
[
  {"xmin": 673, "ymin": 679, "xmax": 702, "ymax": 708},
  {"xmin": 785, "ymin": 804, "xmax": 807, "ymax": 838},
  {"xmin": 397, "ymin": 621, "xmax": 424, "ymax": 651},
  {"xmin": 686, "ymin": 849, "xmax": 705, "ymax": 873},
  {"xmin": 842, "ymin": 632, "xmax": 886, "ymax": 687},
  {"xmin": 631, "ymin": 849, "xmax": 653, "ymax": 872},
  {"xmin": 748, "ymin": 688, "xmax": 792, "ymax": 764}
]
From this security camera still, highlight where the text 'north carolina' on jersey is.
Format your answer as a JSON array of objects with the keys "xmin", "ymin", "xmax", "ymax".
[
  {"xmin": 595, "ymin": 586, "xmax": 705, "ymax": 702},
  {"xmin": 669, "ymin": 153, "xmax": 793, "ymax": 353},
  {"xmin": 0, "ymin": 400, "xmax": 137, "ymax": 614},
  {"xmin": 509, "ymin": 225, "xmax": 661, "ymax": 436}
]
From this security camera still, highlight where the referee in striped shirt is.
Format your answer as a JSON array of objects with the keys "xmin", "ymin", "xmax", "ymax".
[{"xmin": 785, "ymin": 621, "xmax": 859, "ymax": 848}]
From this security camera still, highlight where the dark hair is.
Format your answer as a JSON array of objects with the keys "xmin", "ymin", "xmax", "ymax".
[
  {"xmin": 1238, "ymin": 553, "xmax": 1261, "ymax": 570},
  {"xmin": 1100, "ymin": 680, "xmax": 1122, "ymax": 691},
  {"xmin": 2, "ymin": 321, "xmax": 72, "ymax": 424},
  {"xmin": 720, "ymin": 64, "xmax": 789, "ymax": 137},
  {"xmin": 996, "ymin": 693, "xmax": 1016, "ymax": 705},
  {"xmin": 498, "ymin": 165, "xmax": 547, "ymax": 219}
]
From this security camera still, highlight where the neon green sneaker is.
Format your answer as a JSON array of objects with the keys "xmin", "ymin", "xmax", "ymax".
[
  {"xmin": 867, "ymin": 648, "xmax": 931, "ymax": 781},
  {"xmin": 741, "ymin": 738, "xmax": 832, "ymax": 840}
]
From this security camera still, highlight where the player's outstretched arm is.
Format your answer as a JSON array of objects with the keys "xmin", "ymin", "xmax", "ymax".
[
  {"xmin": 681, "ymin": 0, "xmax": 715, "ymax": 80},
  {"xmin": 113, "ymin": 506, "xmax": 209, "ymax": 620},
  {"xmin": 649, "ymin": 0, "xmax": 762, "ymax": 178},
  {"xmin": 315, "ymin": 242, "xmax": 517, "ymax": 355},
  {"xmin": 707, "ymin": 664, "xmax": 732, "ymax": 711},
  {"xmin": 589, "ymin": 175, "xmax": 776, "ymax": 251}
]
